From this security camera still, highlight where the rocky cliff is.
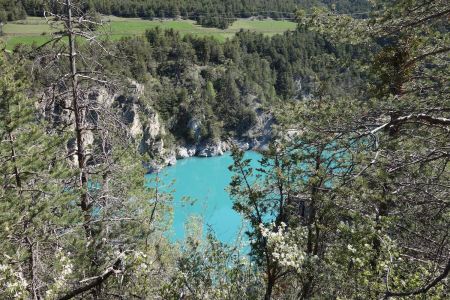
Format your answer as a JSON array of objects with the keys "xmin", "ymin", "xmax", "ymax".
[{"xmin": 54, "ymin": 79, "xmax": 274, "ymax": 171}]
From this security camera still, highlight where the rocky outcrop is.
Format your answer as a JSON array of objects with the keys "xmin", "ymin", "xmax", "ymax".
[
  {"xmin": 94, "ymin": 87, "xmax": 115, "ymax": 108},
  {"xmin": 139, "ymin": 111, "xmax": 164, "ymax": 153},
  {"xmin": 147, "ymin": 112, "xmax": 163, "ymax": 139},
  {"xmin": 176, "ymin": 145, "xmax": 197, "ymax": 159},
  {"xmin": 164, "ymin": 151, "xmax": 177, "ymax": 166},
  {"xmin": 54, "ymin": 77, "xmax": 274, "ymax": 172},
  {"xmin": 125, "ymin": 104, "xmax": 143, "ymax": 138},
  {"xmin": 197, "ymin": 141, "xmax": 225, "ymax": 157},
  {"xmin": 245, "ymin": 107, "xmax": 273, "ymax": 150},
  {"xmin": 105, "ymin": 81, "xmax": 167, "ymax": 161},
  {"xmin": 92, "ymin": 80, "xmax": 274, "ymax": 170}
]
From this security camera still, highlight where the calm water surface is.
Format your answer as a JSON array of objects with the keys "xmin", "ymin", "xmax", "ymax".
[{"xmin": 150, "ymin": 151, "xmax": 261, "ymax": 243}]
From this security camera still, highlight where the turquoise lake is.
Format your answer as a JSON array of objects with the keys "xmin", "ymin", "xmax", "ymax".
[{"xmin": 149, "ymin": 151, "xmax": 261, "ymax": 243}]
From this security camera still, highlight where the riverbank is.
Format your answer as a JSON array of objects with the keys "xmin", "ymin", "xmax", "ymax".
[{"xmin": 147, "ymin": 138, "xmax": 269, "ymax": 173}]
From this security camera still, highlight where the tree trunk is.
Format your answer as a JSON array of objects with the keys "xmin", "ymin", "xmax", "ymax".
[
  {"xmin": 66, "ymin": 0, "xmax": 94, "ymax": 242},
  {"xmin": 264, "ymin": 273, "xmax": 276, "ymax": 300},
  {"xmin": 66, "ymin": 0, "xmax": 100, "ymax": 298}
]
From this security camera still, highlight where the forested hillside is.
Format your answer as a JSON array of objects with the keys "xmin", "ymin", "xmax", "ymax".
[
  {"xmin": 15, "ymin": 0, "xmax": 370, "ymax": 28},
  {"xmin": 0, "ymin": 0, "xmax": 26, "ymax": 22},
  {"xmin": 17, "ymin": 21, "xmax": 367, "ymax": 159},
  {"xmin": 0, "ymin": 0, "xmax": 448, "ymax": 299},
  {"xmin": 107, "ymin": 27, "xmax": 367, "ymax": 145}
]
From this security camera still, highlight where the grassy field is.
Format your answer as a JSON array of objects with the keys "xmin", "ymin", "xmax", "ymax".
[{"xmin": 1, "ymin": 16, "xmax": 297, "ymax": 50}]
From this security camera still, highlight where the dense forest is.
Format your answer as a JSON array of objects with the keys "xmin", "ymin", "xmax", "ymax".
[
  {"xmin": 0, "ymin": 0, "xmax": 26, "ymax": 22},
  {"xmin": 107, "ymin": 27, "xmax": 367, "ymax": 145},
  {"xmin": 14, "ymin": 19, "xmax": 367, "ymax": 155},
  {"xmin": 1, "ymin": 0, "xmax": 449, "ymax": 299},
  {"xmin": 2, "ymin": 0, "xmax": 371, "ymax": 28}
]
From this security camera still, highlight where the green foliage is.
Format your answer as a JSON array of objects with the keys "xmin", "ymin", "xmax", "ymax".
[
  {"xmin": 0, "ymin": 0, "xmax": 26, "ymax": 23},
  {"xmin": 0, "ymin": 46, "xmax": 77, "ymax": 298},
  {"xmin": 229, "ymin": 96, "xmax": 376, "ymax": 298},
  {"xmin": 228, "ymin": 1, "xmax": 449, "ymax": 299},
  {"xmin": 161, "ymin": 230, "xmax": 264, "ymax": 299},
  {"xmin": 20, "ymin": 0, "xmax": 371, "ymax": 29},
  {"xmin": 107, "ymin": 26, "xmax": 365, "ymax": 145},
  {"xmin": 1, "ymin": 0, "xmax": 447, "ymax": 299}
]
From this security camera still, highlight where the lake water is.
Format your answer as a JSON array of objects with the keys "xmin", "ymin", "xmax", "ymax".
[{"xmin": 149, "ymin": 151, "xmax": 262, "ymax": 243}]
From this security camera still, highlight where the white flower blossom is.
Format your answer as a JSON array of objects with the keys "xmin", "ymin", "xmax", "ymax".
[
  {"xmin": 259, "ymin": 223, "xmax": 307, "ymax": 273},
  {"xmin": 347, "ymin": 244, "xmax": 356, "ymax": 253}
]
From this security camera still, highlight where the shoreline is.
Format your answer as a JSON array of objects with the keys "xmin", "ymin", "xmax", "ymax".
[{"xmin": 146, "ymin": 138, "xmax": 269, "ymax": 173}]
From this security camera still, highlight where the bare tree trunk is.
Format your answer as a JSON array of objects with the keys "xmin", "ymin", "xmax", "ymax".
[
  {"xmin": 27, "ymin": 238, "xmax": 40, "ymax": 300},
  {"xmin": 65, "ymin": 1, "xmax": 100, "ymax": 298},
  {"xmin": 66, "ymin": 0, "xmax": 91, "ymax": 239}
]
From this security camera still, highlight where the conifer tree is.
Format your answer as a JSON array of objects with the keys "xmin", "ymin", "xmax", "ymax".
[
  {"xmin": 0, "ymin": 44, "xmax": 75, "ymax": 299},
  {"xmin": 230, "ymin": 1, "xmax": 448, "ymax": 298},
  {"xmin": 24, "ymin": 1, "xmax": 172, "ymax": 298}
]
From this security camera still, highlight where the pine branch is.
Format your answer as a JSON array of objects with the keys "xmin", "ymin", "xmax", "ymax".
[
  {"xmin": 57, "ymin": 258, "xmax": 122, "ymax": 300},
  {"xmin": 385, "ymin": 258, "xmax": 450, "ymax": 298}
]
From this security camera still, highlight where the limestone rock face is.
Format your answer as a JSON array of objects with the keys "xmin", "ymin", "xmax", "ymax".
[
  {"xmin": 139, "ymin": 111, "xmax": 166, "ymax": 158},
  {"xmin": 176, "ymin": 145, "xmax": 196, "ymax": 159},
  {"xmin": 164, "ymin": 151, "xmax": 177, "ymax": 166},
  {"xmin": 128, "ymin": 104, "xmax": 143, "ymax": 138},
  {"xmin": 94, "ymin": 88, "xmax": 114, "ymax": 108},
  {"xmin": 109, "ymin": 82, "xmax": 166, "ymax": 158},
  {"xmin": 246, "ymin": 107, "xmax": 273, "ymax": 150},
  {"xmin": 235, "ymin": 141, "xmax": 250, "ymax": 151},
  {"xmin": 197, "ymin": 141, "xmax": 225, "ymax": 157},
  {"xmin": 176, "ymin": 147, "xmax": 189, "ymax": 159},
  {"xmin": 47, "ymin": 74, "xmax": 277, "ymax": 171},
  {"xmin": 128, "ymin": 79, "xmax": 145, "ymax": 97},
  {"xmin": 140, "ymin": 129, "xmax": 164, "ymax": 157},
  {"xmin": 147, "ymin": 112, "xmax": 163, "ymax": 140},
  {"xmin": 221, "ymin": 141, "xmax": 231, "ymax": 152},
  {"xmin": 82, "ymin": 130, "xmax": 95, "ymax": 149},
  {"xmin": 42, "ymin": 78, "xmax": 171, "ymax": 169}
]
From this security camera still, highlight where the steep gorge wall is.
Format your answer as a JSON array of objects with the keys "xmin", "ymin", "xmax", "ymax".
[{"xmin": 74, "ymin": 80, "xmax": 274, "ymax": 171}]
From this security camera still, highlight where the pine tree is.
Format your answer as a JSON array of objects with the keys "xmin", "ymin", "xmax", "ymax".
[
  {"xmin": 0, "ymin": 45, "xmax": 75, "ymax": 299},
  {"xmin": 29, "ymin": 1, "xmax": 172, "ymax": 298},
  {"xmin": 230, "ymin": 0, "xmax": 449, "ymax": 298}
]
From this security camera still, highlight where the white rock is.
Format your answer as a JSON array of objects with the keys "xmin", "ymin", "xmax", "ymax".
[
  {"xmin": 129, "ymin": 104, "xmax": 143, "ymax": 138},
  {"xmin": 165, "ymin": 154, "xmax": 177, "ymax": 166},
  {"xmin": 197, "ymin": 142, "xmax": 224, "ymax": 157},
  {"xmin": 176, "ymin": 147, "xmax": 190, "ymax": 159},
  {"xmin": 187, "ymin": 146, "xmax": 196, "ymax": 157},
  {"xmin": 147, "ymin": 113, "xmax": 161, "ymax": 139}
]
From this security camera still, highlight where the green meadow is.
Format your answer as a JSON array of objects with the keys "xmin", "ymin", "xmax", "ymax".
[{"xmin": 1, "ymin": 16, "xmax": 297, "ymax": 50}]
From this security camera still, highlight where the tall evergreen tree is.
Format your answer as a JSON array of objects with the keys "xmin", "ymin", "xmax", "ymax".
[
  {"xmin": 0, "ymin": 44, "xmax": 75, "ymax": 299},
  {"xmin": 230, "ymin": 0, "xmax": 449, "ymax": 298},
  {"xmin": 21, "ymin": 1, "xmax": 173, "ymax": 298}
]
